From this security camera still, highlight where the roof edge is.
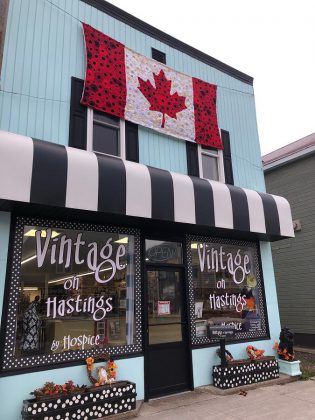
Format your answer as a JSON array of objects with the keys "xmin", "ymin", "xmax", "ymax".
[
  {"xmin": 80, "ymin": 0, "xmax": 254, "ymax": 86},
  {"xmin": 263, "ymin": 145, "xmax": 315, "ymax": 172}
]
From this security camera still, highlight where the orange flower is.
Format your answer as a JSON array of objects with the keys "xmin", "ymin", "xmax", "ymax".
[
  {"xmin": 107, "ymin": 360, "xmax": 118, "ymax": 379},
  {"xmin": 86, "ymin": 356, "xmax": 94, "ymax": 371}
]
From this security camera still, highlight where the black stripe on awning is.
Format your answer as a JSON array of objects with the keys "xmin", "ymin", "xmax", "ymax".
[
  {"xmin": 148, "ymin": 166, "xmax": 174, "ymax": 221},
  {"xmin": 258, "ymin": 192, "xmax": 281, "ymax": 237},
  {"xmin": 227, "ymin": 184, "xmax": 250, "ymax": 232},
  {"xmin": 30, "ymin": 140, "xmax": 68, "ymax": 207},
  {"xmin": 191, "ymin": 177, "xmax": 215, "ymax": 226},
  {"xmin": 97, "ymin": 154, "xmax": 126, "ymax": 214}
]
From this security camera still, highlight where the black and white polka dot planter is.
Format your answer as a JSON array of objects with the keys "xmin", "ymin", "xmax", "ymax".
[
  {"xmin": 22, "ymin": 381, "xmax": 137, "ymax": 420},
  {"xmin": 213, "ymin": 358, "xmax": 279, "ymax": 389}
]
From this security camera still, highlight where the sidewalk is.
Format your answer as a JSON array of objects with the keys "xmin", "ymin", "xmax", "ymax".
[
  {"xmin": 295, "ymin": 347, "xmax": 315, "ymax": 355},
  {"xmin": 137, "ymin": 379, "xmax": 315, "ymax": 420}
]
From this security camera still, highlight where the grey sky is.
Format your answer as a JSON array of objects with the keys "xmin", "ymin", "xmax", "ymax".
[{"xmin": 107, "ymin": 0, "xmax": 315, "ymax": 155}]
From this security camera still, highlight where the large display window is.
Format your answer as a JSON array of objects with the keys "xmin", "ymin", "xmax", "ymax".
[
  {"xmin": 1, "ymin": 217, "xmax": 142, "ymax": 371},
  {"xmin": 187, "ymin": 235, "xmax": 269, "ymax": 345}
]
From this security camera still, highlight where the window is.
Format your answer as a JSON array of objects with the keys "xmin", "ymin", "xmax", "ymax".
[
  {"xmin": 151, "ymin": 48, "xmax": 166, "ymax": 64},
  {"xmin": 198, "ymin": 145, "xmax": 225, "ymax": 182},
  {"xmin": 188, "ymin": 236, "xmax": 268, "ymax": 346},
  {"xmin": 87, "ymin": 108, "xmax": 125, "ymax": 158},
  {"xmin": 69, "ymin": 78, "xmax": 139, "ymax": 162},
  {"xmin": 1, "ymin": 218, "xmax": 142, "ymax": 371}
]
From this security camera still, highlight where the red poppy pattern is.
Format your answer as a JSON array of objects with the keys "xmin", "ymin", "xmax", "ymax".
[
  {"xmin": 81, "ymin": 23, "xmax": 126, "ymax": 118},
  {"xmin": 192, "ymin": 78, "xmax": 223, "ymax": 148}
]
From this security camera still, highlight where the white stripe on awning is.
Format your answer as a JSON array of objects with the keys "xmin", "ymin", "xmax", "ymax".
[
  {"xmin": 0, "ymin": 131, "xmax": 33, "ymax": 203},
  {"xmin": 124, "ymin": 160, "xmax": 152, "ymax": 218},
  {"xmin": 66, "ymin": 148, "xmax": 99, "ymax": 211},
  {"xmin": 210, "ymin": 180, "xmax": 234, "ymax": 230},
  {"xmin": 171, "ymin": 171, "xmax": 196, "ymax": 224},
  {"xmin": 272, "ymin": 194, "xmax": 294, "ymax": 237},
  {"xmin": 243, "ymin": 188, "xmax": 266, "ymax": 234}
]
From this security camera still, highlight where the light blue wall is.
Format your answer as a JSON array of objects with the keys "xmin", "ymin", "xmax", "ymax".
[
  {"xmin": 139, "ymin": 127, "xmax": 187, "ymax": 174},
  {"xmin": 193, "ymin": 241, "xmax": 281, "ymax": 387},
  {"xmin": 0, "ymin": 0, "xmax": 263, "ymax": 186},
  {"xmin": 217, "ymin": 88, "xmax": 265, "ymax": 191}
]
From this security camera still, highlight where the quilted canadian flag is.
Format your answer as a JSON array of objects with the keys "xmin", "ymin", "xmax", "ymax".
[{"xmin": 81, "ymin": 23, "xmax": 223, "ymax": 149}]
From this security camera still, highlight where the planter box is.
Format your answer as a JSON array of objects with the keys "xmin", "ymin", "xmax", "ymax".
[
  {"xmin": 213, "ymin": 358, "xmax": 279, "ymax": 389},
  {"xmin": 227, "ymin": 359, "xmax": 251, "ymax": 366},
  {"xmin": 278, "ymin": 359, "xmax": 302, "ymax": 376},
  {"xmin": 21, "ymin": 381, "xmax": 137, "ymax": 420}
]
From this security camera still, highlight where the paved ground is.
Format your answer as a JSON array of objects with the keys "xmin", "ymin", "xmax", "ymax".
[
  {"xmin": 137, "ymin": 379, "xmax": 315, "ymax": 419},
  {"xmin": 296, "ymin": 347, "xmax": 315, "ymax": 355}
]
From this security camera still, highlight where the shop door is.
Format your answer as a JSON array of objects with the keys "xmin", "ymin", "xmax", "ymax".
[{"xmin": 146, "ymin": 268, "xmax": 191, "ymax": 398}]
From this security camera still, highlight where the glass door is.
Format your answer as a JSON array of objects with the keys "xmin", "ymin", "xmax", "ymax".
[
  {"xmin": 147, "ymin": 270, "xmax": 183, "ymax": 345},
  {"xmin": 145, "ymin": 267, "xmax": 191, "ymax": 398}
]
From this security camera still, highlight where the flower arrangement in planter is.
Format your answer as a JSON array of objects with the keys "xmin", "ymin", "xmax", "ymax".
[
  {"xmin": 31, "ymin": 381, "xmax": 87, "ymax": 399},
  {"xmin": 273, "ymin": 328, "xmax": 301, "ymax": 377},
  {"xmin": 273, "ymin": 341, "xmax": 295, "ymax": 361},
  {"xmin": 273, "ymin": 327, "xmax": 295, "ymax": 361},
  {"xmin": 246, "ymin": 345, "xmax": 265, "ymax": 360}
]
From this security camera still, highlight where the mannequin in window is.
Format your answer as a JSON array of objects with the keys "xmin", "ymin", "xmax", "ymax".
[{"xmin": 21, "ymin": 295, "xmax": 41, "ymax": 354}]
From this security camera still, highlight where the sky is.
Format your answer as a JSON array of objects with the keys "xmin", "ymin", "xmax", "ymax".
[{"xmin": 107, "ymin": 0, "xmax": 315, "ymax": 155}]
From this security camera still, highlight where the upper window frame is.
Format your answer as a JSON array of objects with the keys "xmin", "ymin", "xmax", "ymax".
[
  {"xmin": 87, "ymin": 108, "xmax": 126, "ymax": 159},
  {"xmin": 197, "ymin": 144, "xmax": 225, "ymax": 182}
]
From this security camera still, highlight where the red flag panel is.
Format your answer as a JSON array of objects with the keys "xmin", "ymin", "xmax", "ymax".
[
  {"xmin": 192, "ymin": 78, "xmax": 223, "ymax": 149},
  {"xmin": 81, "ymin": 23, "xmax": 127, "ymax": 118}
]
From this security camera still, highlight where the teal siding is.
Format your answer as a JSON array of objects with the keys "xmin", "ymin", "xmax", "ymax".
[
  {"xmin": 139, "ymin": 127, "xmax": 187, "ymax": 174},
  {"xmin": 0, "ymin": 0, "xmax": 264, "ymax": 190},
  {"xmin": 217, "ymin": 88, "xmax": 265, "ymax": 191}
]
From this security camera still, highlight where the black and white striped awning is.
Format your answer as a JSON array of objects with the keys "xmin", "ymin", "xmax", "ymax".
[{"xmin": 0, "ymin": 131, "xmax": 294, "ymax": 241}]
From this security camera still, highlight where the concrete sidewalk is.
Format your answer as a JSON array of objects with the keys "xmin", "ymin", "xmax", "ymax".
[{"xmin": 138, "ymin": 379, "xmax": 315, "ymax": 419}]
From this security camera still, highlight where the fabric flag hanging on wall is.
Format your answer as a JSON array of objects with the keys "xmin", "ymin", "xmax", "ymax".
[{"xmin": 81, "ymin": 23, "xmax": 223, "ymax": 149}]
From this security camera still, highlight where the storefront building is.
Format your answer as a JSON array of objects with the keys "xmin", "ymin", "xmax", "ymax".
[{"xmin": 0, "ymin": 1, "xmax": 294, "ymax": 418}]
